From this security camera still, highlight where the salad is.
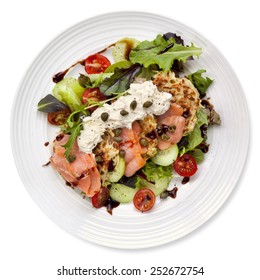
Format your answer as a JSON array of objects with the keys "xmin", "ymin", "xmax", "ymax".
[{"xmin": 38, "ymin": 32, "xmax": 220, "ymax": 214}]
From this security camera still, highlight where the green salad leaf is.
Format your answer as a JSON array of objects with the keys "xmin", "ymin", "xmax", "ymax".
[
  {"xmin": 186, "ymin": 124, "xmax": 203, "ymax": 151},
  {"xmin": 129, "ymin": 35, "xmax": 202, "ymax": 71},
  {"xmin": 188, "ymin": 69, "xmax": 213, "ymax": 98},
  {"xmin": 187, "ymin": 149, "xmax": 205, "ymax": 164},
  {"xmin": 99, "ymin": 64, "xmax": 142, "ymax": 96},
  {"xmin": 52, "ymin": 77, "xmax": 85, "ymax": 112},
  {"xmin": 78, "ymin": 74, "xmax": 92, "ymax": 88},
  {"xmin": 197, "ymin": 108, "xmax": 208, "ymax": 127},
  {"xmin": 141, "ymin": 161, "xmax": 173, "ymax": 183},
  {"xmin": 137, "ymin": 64, "xmax": 159, "ymax": 80},
  {"xmin": 180, "ymin": 109, "xmax": 208, "ymax": 155},
  {"xmin": 105, "ymin": 61, "xmax": 133, "ymax": 73}
]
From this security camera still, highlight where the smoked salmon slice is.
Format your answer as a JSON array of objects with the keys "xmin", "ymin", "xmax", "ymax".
[
  {"xmin": 124, "ymin": 154, "xmax": 146, "ymax": 177},
  {"xmin": 120, "ymin": 122, "xmax": 146, "ymax": 177},
  {"xmin": 50, "ymin": 134, "xmax": 101, "ymax": 197},
  {"xmin": 157, "ymin": 103, "xmax": 185, "ymax": 150}
]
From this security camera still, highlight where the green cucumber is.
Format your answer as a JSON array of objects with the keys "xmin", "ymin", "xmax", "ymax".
[
  {"xmin": 112, "ymin": 38, "xmax": 140, "ymax": 62},
  {"xmin": 109, "ymin": 183, "xmax": 138, "ymax": 203},
  {"xmin": 151, "ymin": 144, "xmax": 179, "ymax": 166},
  {"xmin": 108, "ymin": 157, "xmax": 125, "ymax": 183},
  {"xmin": 139, "ymin": 177, "xmax": 171, "ymax": 196}
]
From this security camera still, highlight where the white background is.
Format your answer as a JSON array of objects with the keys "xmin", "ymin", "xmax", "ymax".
[{"xmin": 1, "ymin": 0, "xmax": 259, "ymax": 279}]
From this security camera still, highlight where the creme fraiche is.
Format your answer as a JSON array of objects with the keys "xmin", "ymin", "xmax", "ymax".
[{"xmin": 77, "ymin": 81, "xmax": 172, "ymax": 153}]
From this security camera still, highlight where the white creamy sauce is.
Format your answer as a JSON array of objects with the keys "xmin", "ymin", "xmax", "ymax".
[{"xmin": 77, "ymin": 81, "xmax": 172, "ymax": 153}]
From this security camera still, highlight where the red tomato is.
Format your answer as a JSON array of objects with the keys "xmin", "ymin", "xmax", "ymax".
[
  {"xmin": 91, "ymin": 187, "xmax": 110, "ymax": 208},
  {"xmin": 47, "ymin": 108, "xmax": 70, "ymax": 125},
  {"xmin": 82, "ymin": 88, "xmax": 106, "ymax": 112},
  {"xmin": 133, "ymin": 188, "xmax": 156, "ymax": 212},
  {"xmin": 81, "ymin": 88, "xmax": 106, "ymax": 104},
  {"xmin": 85, "ymin": 54, "xmax": 111, "ymax": 74},
  {"xmin": 173, "ymin": 154, "xmax": 198, "ymax": 177}
]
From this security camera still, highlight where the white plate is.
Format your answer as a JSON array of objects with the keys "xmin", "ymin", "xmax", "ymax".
[{"xmin": 11, "ymin": 12, "xmax": 249, "ymax": 249}]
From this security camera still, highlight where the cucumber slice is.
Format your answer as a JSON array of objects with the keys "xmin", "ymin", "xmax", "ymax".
[
  {"xmin": 110, "ymin": 183, "xmax": 138, "ymax": 203},
  {"xmin": 139, "ymin": 177, "xmax": 171, "ymax": 196},
  {"xmin": 108, "ymin": 157, "xmax": 125, "ymax": 183},
  {"xmin": 151, "ymin": 144, "xmax": 179, "ymax": 166},
  {"xmin": 112, "ymin": 38, "xmax": 140, "ymax": 62}
]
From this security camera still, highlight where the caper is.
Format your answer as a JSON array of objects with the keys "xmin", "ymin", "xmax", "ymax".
[
  {"xmin": 130, "ymin": 100, "xmax": 137, "ymax": 110},
  {"xmin": 68, "ymin": 154, "xmax": 76, "ymax": 163},
  {"xmin": 114, "ymin": 136, "xmax": 122, "ymax": 143},
  {"xmin": 161, "ymin": 134, "xmax": 170, "ymax": 141},
  {"xmin": 143, "ymin": 100, "xmax": 153, "ymax": 108},
  {"xmin": 140, "ymin": 138, "xmax": 148, "ymax": 147},
  {"xmin": 120, "ymin": 109, "xmax": 129, "ymax": 116},
  {"xmin": 95, "ymin": 155, "xmax": 103, "ymax": 163},
  {"xmin": 119, "ymin": 150, "xmax": 126, "ymax": 158},
  {"xmin": 101, "ymin": 112, "xmax": 109, "ymax": 122},
  {"xmin": 168, "ymin": 125, "xmax": 176, "ymax": 132},
  {"xmin": 114, "ymin": 128, "xmax": 122, "ymax": 137}
]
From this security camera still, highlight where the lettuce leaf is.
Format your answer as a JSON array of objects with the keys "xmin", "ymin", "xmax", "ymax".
[
  {"xmin": 180, "ymin": 109, "xmax": 208, "ymax": 155},
  {"xmin": 137, "ymin": 64, "xmax": 159, "ymax": 80},
  {"xmin": 141, "ymin": 161, "xmax": 173, "ymax": 183},
  {"xmin": 188, "ymin": 69, "xmax": 213, "ymax": 98},
  {"xmin": 188, "ymin": 149, "xmax": 205, "ymax": 164},
  {"xmin": 197, "ymin": 108, "xmax": 208, "ymax": 127},
  {"xmin": 129, "ymin": 35, "xmax": 202, "ymax": 71},
  {"xmin": 52, "ymin": 77, "xmax": 85, "ymax": 111}
]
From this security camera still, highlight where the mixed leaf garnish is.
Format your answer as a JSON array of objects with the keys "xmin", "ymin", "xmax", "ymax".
[
  {"xmin": 37, "ymin": 94, "xmax": 69, "ymax": 113},
  {"xmin": 99, "ymin": 64, "xmax": 142, "ymax": 96},
  {"xmin": 188, "ymin": 69, "xmax": 213, "ymax": 98},
  {"xmin": 129, "ymin": 34, "xmax": 202, "ymax": 71}
]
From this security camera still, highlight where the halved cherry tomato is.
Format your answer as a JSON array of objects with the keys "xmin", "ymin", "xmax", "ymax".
[
  {"xmin": 82, "ymin": 87, "xmax": 106, "ymax": 112},
  {"xmin": 47, "ymin": 108, "xmax": 70, "ymax": 125},
  {"xmin": 85, "ymin": 54, "xmax": 111, "ymax": 74},
  {"xmin": 133, "ymin": 188, "xmax": 156, "ymax": 212},
  {"xmin": 91, "ymin": 187, "xmax": 110, "ymax": 208},
  {"xmin": 173, "ymin": 154, "xmax": 198, "ymax": 177},
  {"xmin": 82, "ymin": 87, "xmax": 106, "ymax": 104}
]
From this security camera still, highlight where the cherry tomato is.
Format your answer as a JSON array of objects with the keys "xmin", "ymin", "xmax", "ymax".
[
  {"xmin": 47, "ymin": 108, "xmax": 70, "ymax": 125},
  {"xmin": 133, "ymin": 188, "xmax": 156, "ymax": 212},
  {"xmin": 173, "ymin": 154, "xmax": 198, "ymax": 177},
  {"xmin": 85, "ymin": 54, "xmax": 111, "ymax": 74},
  {"xmin": 91, "ymin": 187, "xmax": 110, "ymax": 208},
  {"xmin": 82, "ymin": 87, "xmax": 106, "ymax": 104},
  {"xmin": 82, "ymin": 87, "xmax": 106, "ymax": 112}
]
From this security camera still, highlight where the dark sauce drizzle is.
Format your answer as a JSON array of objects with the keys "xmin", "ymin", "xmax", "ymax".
[
  {"xmin": 160, "ymin": 187, "xmax": 178, "ymax": 199},
  {"xmin": 52, "ymin": 59, "xmax": 85, "ymax": 83},
  {"xmin": 42, "ymin": 161, "xmax": 51, "ymax": 167},
  {"xmin": 52, "ymin": 43, "xmax": 115, "ymax": 83},
  {"xmin": 105, "ymin": 197, "xmax": 120, "ymax": 215},
  {"xmin": 56, "ymin": 133, "xmax": 64, "ymax": 141},
  {"xmin": 182, "ymin": 177, "xmax": 190, "ymax": 184}
]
